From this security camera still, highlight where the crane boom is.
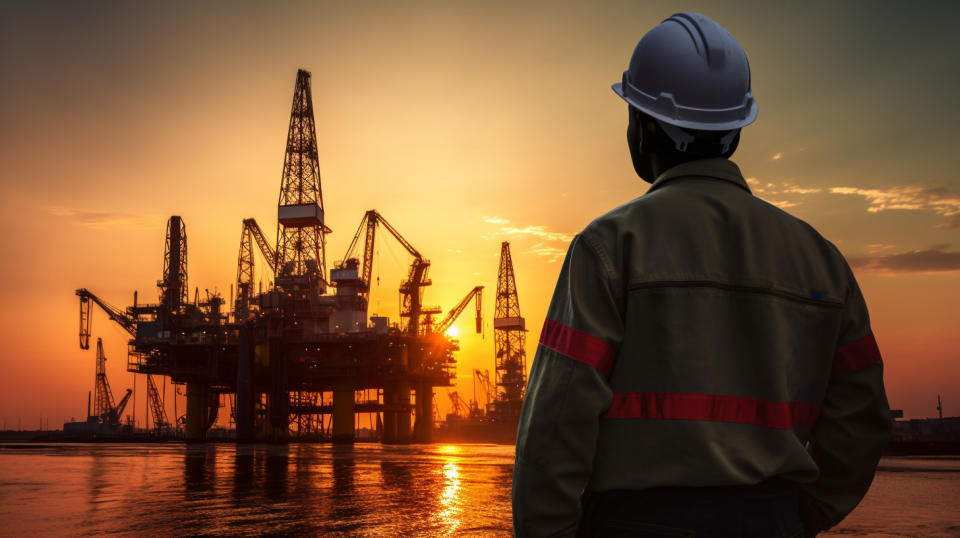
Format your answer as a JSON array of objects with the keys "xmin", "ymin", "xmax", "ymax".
[
  {"xmin": 373, "ymin": 211, "xmax": 422, "ymax": 260},
  {"xmin": 435, "ymin": 286, "xmax": 483, "ymax": 334},
  {"xmin": 146, "ymin": 375, "xmax": 169, "ymax": 431},
  {"xmin": 361, "ymin": 213, "xmax": 377, "ymax": 290},
  {"xmin": 236, "ymin": 218, "xmax": 278, "ymax": 318},
  {"xmin": 112, "ymin": 389, "xmax": 133, "ymax": 424},
  {"xmin": 341, "ymin": 209, "xmax": 423, "ymax": 290},
  {"xmin": 242, "ymin": 218, "xmax": 277, "ymax": 273},
  {"xmin": 473, "ymin": 368, "xmax": 494, "ymax": 408},
  {"xmin": 76, "ymin": 289, "xmax": 136, "ymax": 349},
  {"xmin": 448, "ymin": 390, "xmax": 468, "ymax": 418},
  {"xmin": 336, "ymin": 210, "xmax": 434, "ymax": 335}
]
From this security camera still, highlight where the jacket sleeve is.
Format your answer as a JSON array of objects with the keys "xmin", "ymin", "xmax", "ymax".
[
  {"xmin": 798, "ymin": 263, "xmax": 893, "ymax": 536},
  {"xmin": 512, "ymin": 232, "xmax": 624, "ymax": 537}
]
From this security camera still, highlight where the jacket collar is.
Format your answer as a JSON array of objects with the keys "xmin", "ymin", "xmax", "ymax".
[{"xmin": 647, "ymin": 158, "xmax": 752, "ymax": 195}]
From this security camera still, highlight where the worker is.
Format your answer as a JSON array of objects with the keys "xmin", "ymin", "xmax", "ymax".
[{"xmin": 512, "ymin": 12, "xmax": 892, "ymax": 538}]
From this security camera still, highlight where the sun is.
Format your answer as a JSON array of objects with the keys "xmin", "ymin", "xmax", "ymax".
[{"xmin": 445, "ymin": 325, "xmax": 460, "ymax": 339}]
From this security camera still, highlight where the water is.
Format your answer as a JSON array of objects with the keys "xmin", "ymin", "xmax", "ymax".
[{"xmin": 0, "ymin": 444, "xmax": 956, "ymax": 536}]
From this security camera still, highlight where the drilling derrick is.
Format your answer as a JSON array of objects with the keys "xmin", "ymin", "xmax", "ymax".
[
  {"xmin": 160, "ymin": 216, "xmax": 188, "ymax": 315},
  {"xmin": 275, "ymin": 69, "xmax": 330, "ymax": 295},
  {"xmin": 493, "ymin": 242, "xmax": 527, "ymax": 423}
]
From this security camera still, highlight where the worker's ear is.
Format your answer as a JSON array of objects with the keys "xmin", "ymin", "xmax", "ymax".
[{"xmin": 627, "ymin": 108, "xmax": 658, "ymax": 184}]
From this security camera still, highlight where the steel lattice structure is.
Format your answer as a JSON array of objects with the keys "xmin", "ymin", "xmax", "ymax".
[
  {"xmin": 235, "ymin": 218, "xmax": 276, "ymax": 319},
  {"xmin": 493, "ymin": 242, "xmax": 526, "ymax": 419},
  {"xmin": 93, "ymin": 338, "xmax": 117, "ymax": 422},
  {"xmin": 275, "ymin": 69, "xmax": 329, "ymax": 290},
  {"xmin": 161, "ymin": 216, "xmax": 187, "ymax": 313},
  {"xmin": 146, "ymin": 374, "xmax": 169, "ymax": 431},
  {"xmin": 236, "ymin": 223, "xmax": 254, "ymax": 317}
]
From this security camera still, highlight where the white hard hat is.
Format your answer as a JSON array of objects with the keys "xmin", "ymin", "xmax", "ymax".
[{"xmin": 613, "ymin": 12, "xmax": 758, "ymax": 132}]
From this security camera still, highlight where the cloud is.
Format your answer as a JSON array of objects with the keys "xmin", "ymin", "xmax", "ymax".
[
  {"xmin": 498, "ymin": 225, "xmax": 573, "ymax": 243},
  {"xmin": 848, "ymin": 244, "xmax": 960, "ymax": 273},
  {"xmin": 526, "ymin": 242, "xmax": 566, "ymax": 263},
  {"xmin": 782, "ymin": 186, "xmax": 821, "ymax": 195},
  {"xmin": 867, "ymin": 243, "xmax": 896, "ymax": 254},
  {"xmin": 746, "ymin": 180, "xmax": 959, "ymax": 225},
  {"xmin": 937, "ymin": 214, "xmax": 960, "ymax": 229},
  {"xmin": 48, "ymin": 206, "xmax": 161, "ymax": 230},
  {"xmin": 481, "ymin": 217, "xmax": 573, "ymax": 263},
  {"xmin": 829, "ymin": 185, "xmax": 960, "ymax": 219}
]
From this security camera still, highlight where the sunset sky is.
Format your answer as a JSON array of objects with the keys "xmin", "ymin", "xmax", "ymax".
[{"xmin": 1, "ymin": 1, "xmax": 958, "ymax": 429}]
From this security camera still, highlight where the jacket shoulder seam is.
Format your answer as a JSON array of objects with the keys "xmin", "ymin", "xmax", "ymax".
[{"xmin": 578, "ymin": 230, "xmax": 617, "ymax": 283}]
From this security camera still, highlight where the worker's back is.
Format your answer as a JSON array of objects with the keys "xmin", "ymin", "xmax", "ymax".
[
  {"xmin": 512, "ymin": 156, "xmax": 892, "ymax": 537},
  {"xmin": 589, "ymin": 157, "xmax": 852, "ymax": 491}
]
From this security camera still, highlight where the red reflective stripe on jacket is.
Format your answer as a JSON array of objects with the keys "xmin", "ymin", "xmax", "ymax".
[
  {"xmin": 602, "ymin": 392, "xmax": 821, "ymax": 429},
  {"xmin": 539, "ymin": 318, "xmax": 616, "ymax": 376},
  {"xmin": 832, "ymin": 331, "xmax": 882, "ymax": 376}
]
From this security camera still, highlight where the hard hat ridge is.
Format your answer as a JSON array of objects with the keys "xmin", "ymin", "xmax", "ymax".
[{"xmin": 665, "ymin": 12, "xmax": 728, "ymax": 69}]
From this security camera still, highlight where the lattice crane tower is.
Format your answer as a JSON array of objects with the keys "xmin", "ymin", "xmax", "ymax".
[
  {"xmin": 493, "ymin": 242, "xmax": 527, "ymax": 417},
  {"xmin": 275, "ymin": 69, "xmax": 330, "ymax": 292},
  {"xmin": 92, "ymin": 337, "xmax": 117, "ymax": 423}
]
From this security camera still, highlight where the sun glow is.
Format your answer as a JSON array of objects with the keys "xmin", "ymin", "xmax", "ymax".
[{"xmin": 445, "ymin": 326, "xmax": 460, "ymax": 339}]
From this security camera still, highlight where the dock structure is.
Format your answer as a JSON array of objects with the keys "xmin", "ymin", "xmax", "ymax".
[{"xmin": 77, "ymin": 69, "xmax": 461, "ymax": 443}]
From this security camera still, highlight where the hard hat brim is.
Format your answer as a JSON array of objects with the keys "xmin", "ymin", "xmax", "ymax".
[{"xmin": 612, "ymin": 81, "xmax": 757, "ymax": 132}]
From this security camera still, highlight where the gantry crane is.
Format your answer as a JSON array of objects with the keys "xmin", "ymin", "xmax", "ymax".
[
  {"xmin": 333, "ymin": 210, "xmax": 439, "ymax": 335},
  {"xmin": 90, "ymin": 338, "xmax": 133, "ymax": 425},
  {"xmin": 427, "ymin": 286, "xmax": 483, "ymax": 335}
]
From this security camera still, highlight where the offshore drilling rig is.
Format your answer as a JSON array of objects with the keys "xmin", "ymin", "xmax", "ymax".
[{"xmin": 73, "ymin": 69, "xmax": 478, "ymax": 443}]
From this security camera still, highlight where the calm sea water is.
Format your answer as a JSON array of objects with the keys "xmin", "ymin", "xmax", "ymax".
[{"xmin": 0, "ymin": 443, "xmax": 956, "ymax": 536}]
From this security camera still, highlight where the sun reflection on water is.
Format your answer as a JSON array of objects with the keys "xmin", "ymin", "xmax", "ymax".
[{"xmin": 437, "ymin": 457, "xmax": 462, "ymax": 534}]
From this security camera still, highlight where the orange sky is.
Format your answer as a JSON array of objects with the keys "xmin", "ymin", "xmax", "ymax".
[{"xmin": 1, "ymin": 2, "xmax": 958, "ymax": 428}]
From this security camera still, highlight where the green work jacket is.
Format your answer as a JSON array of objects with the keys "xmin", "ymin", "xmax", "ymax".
[{"xmin": 512, "ymin": 157, "xmax": 893, "ymax": 537}]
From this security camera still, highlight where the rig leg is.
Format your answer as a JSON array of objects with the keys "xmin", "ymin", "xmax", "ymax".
[
  {"xmin": 382, "ymin": 384, "xmax": 398, "ymax": 444},
  {"xmin": 268, "ymin": 337, "xmax": 288, "ymax": 441},
  {"xmin": 413, "ymin": 381, "xmax": 433, "ymax": 444},
  {"xmin": 185, "ymin": 382, "xmax": 207, "ymax": 442},
  {"xmin": 236, "ymin": 325, "xmax": 254, "ymax": 443},
  {"xmin": 396, "ymin": 381, "xmax": 412, "ymax": 444},
  {"xmin": 332, "ymin": 380, "xmax": 355, "ymax": 444}
]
